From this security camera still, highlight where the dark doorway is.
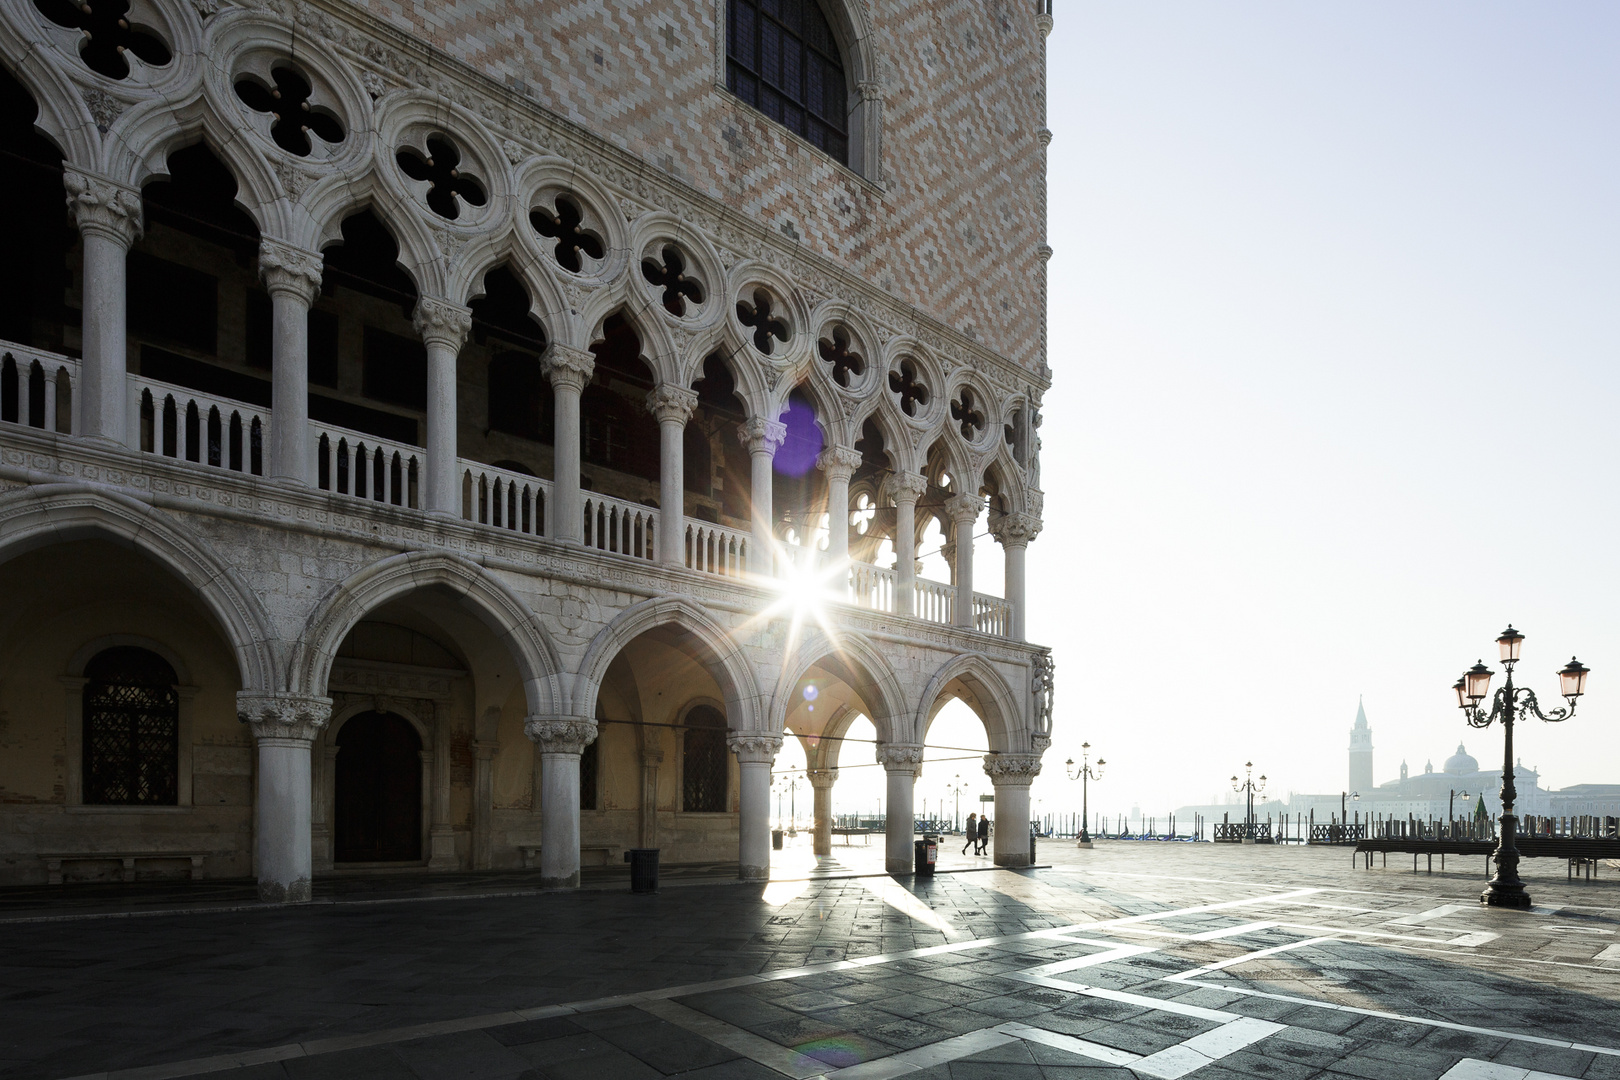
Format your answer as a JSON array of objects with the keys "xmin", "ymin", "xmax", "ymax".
[{"xmin": 334, "ymin": 711, "xmax": 423, "ymax": 862}]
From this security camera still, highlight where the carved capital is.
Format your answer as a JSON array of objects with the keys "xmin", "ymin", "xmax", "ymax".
[
  {"xmin": 543, "ymin": 344, "xmax": 596, "ymax": 394},
  {"xmin": 983, "ymin": 752, "xmax": 1043, "ymax": 786},
  {"xmin": 944, "ymin": 493, "xmax": 985, "ymax": 526},
  {"xmin": 883, "ymin": 471, "xmax": 928, "ymax": 505},
  {"xmin": 64, "ymin": 169, "xmax": 142, "ymax": 247},
  {"xmin": 412, "ymin": 297, "xmax": 473, "ymax": 351},
  {"xmin": 237, "ymin": 692, "xmax": 332, "ymax": 743},
  {"xmin": 857, "ymin": 79, "xmax": 884, "ymax": 103},
  {"xmin": 807, "ymin": 768, "xmax": 839, "ymax": 789},
  {"xmin": 816, "ymin": 445, "xmax": 864, "ymax": 483},
  {"xmin": 875, "ymin": 742, "xmax": 925, "ymax": 774},
  {"xmin": 258, "ymin": 240, "xmax": 323, "ymax": 307},
  {"xmin": 991, "ymin": 511, "xmax": 1042, "ymax": 548},
  {"xmin": 727, "ymin": 732, "xmax": 783, "ymax": 764},
  {"xmin": 737, "ymin": 417, "xmax": 787, "ymax": 455},
  {"xmin": 645, "ymin": 384, "xmax": 699, "ymax": 425},
  {"xmin": 524, "ymin": 715, "xmax": 598, "ymax": 755}
]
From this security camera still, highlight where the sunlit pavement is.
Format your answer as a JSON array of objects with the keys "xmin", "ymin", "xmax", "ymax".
[{"xmin": 3, "ymin": 843, "xmax": 1618, "ymax": 1080}]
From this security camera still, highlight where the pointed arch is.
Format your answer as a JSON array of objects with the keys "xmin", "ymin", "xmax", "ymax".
[
  {"xmin": 290, "ymin": 551, "xmax": 563, "ymax": 714},
  {"xmin": 0, "ymin": 485, "xmax": 276, "ymax": 692},
  {"xmin": 768, "ymin": 627, "xmax": 906, "ymax": 744},
  {"xmin": 304, "ymin": 165, "xmax": 447, "ymax": 298},
  {"xmin": 573, "ymin": 596, "xmax": 763, "ymax": 731},
  {"xmin": 915, "ymin": 652, "xmax": 1026, "ymax": 754}
]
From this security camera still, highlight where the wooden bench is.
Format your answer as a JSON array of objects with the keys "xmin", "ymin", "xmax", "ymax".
[
  {"xmin": 519, "ymin": 845, "xmax": 615, "ymax": 869},
  {"xmin": 40, "ymin": 852, "xmax": 207, "ymax": 885},
  {"xmin": 830, "ymin": 828, "xmax": 871, "ymax": 846}
]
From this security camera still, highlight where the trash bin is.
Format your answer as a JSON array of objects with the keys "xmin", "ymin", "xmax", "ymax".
[
  {"xmin": 772, "ymin": 828, "xmax": 784, "ymax": 850},
  {"xmin": 625, "ymin": 848, "xmax": 659, "ymax": 893},
  {"xmin": 914, "ymin": 836, "xmax": 938, "ymax": 876}
]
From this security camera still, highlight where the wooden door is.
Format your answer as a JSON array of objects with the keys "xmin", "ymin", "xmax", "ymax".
[{"xmin": 334, "ymin": 711, "xmax": 422, "ymax": 862}]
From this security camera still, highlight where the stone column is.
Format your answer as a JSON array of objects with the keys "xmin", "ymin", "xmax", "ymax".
[
  {"xmin": 945, "ymin": 494, "xmax": 985, "ymax": 629},
  {"xmin": 738, "ymin": 418, "xmax": 787, "ymax": 576},
  {"xmin": 472, "ymin": 739, "xmax": 498, "ymax": 870},
  {"xmin": 817, "ymin": 445, "xmax": 862, "ymax": 573},
  {"xmin": 990, "ymin": 512, "xmax": 1042, "ymax": 641},
  {"xmin": 525, "ymin": 715, "xmax": 597, "ymax": 888},
  {"xmin": 238, "ymin": 693, "xmax": 332, "ymax": 903},
  {"xmin": 258, "ymin": 240, "xmax": 323, "ymax": 484},
  {"xmin": 647, "ymin": 384, "xmax": 698, "ymax": 567},
  {"xmin": 65, "ymin": 169, "xmax": 142, "ymax": 444},
  {"xmin": 984, "ymin": 753, "xmax": 1043, "ymax": 868},
  {"xmin": 729, "ymin": 733, "xmax": 782, "ymax": 880},
  {"xmin": 413, "ymin": 298, "xmax": 472, "ymax": 515},
  {"xmin": 808, "ymin": 768, "xmax": 838, "ymax": 857},
  {"xmin": 544, "ymin": 344, "xmax": 596, "ymax": 542},
  {"xmin": 877, "ymin": 743, "xmax": 924, "ymax": 874},
  {"xmin": 885, "ymin": 473, "xmax": 927, "ymax": 616}
]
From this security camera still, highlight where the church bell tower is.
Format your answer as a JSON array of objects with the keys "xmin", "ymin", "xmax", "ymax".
[{"xmin": 1348, "ymin": 697, "xmax": 1374, "ymax": 794}]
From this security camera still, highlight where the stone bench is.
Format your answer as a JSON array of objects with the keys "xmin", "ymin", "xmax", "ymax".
[
  {"xmin": 40, "ymin": 851, "xmax": 207, "ymax": 885},
  {"xmin": 830, "ymin": 828, "xmax": 871, "ymax": 845},
  {"xmin": 518, "ymin": 845, "xmax": 615, "ymax": 870}
]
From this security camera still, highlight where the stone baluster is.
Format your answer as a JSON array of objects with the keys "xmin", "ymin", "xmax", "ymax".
[
  {"xmin": 729, "ymin": 733, "xmax": 782, "ymax": 880},
  {"xmin": 738, "ymin": 417, "xmax": 787, "ymax": 576},
  {"xmin": 65, "ymin": 169, "xmax": 142, "ymax": 444},
  {"xmin": 817, "ymin": 445, "xmax": 863, "ymax": 576},
  {"xmin": 983, "ymin": 752, "xmax": 1043, "ymax": 868},
  {"xmin": 647, "ymin": 384, "xmax": 698, "ymax": 567},
  {"xmin": 413, "ymin": 298, "xmax": 472, "ymax": 515},
  {"xmin": 808, "ymin": 767, "xmax": 838, "ymax": 857},
  {"xmin": 945, "ymin": 494, "xmax": 985, "ymax": 629},
  {"xmin": 237, "ymin": 693, "xmax": 332, "ymax": 903},
  {"xmin": 525, "ymin": 715, "xmax": 598, "ymax": 888},
  {"xmin": 258, "ymin": 240, "xmax": 323, "ymax": 484},
  {"xmin": 990, "ymin": 512, "xmax": 1042, "ymax": 640},
  {"xmin": 544, "ymin": 345, "xmax": 596, "ymax": 542},
  {"xmin": 886, "ymin": 472, "xmax": 928, "ymax": 616},
  {"xmin": 877, "ymin": 743, "xmax": 925, "ymax": 873}
]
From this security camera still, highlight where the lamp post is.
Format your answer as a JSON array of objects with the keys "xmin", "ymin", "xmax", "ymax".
[
  {"xmin": 1448, "ymin": 788, "xmax": 1470, "ymax": 823},
  {"xmin": 1339, "ymin": 791, "xmax": 1360, "ymax": 840},
  {"xmin": 1454, "ymin": 625, "xmax": 1589, "ymax": 909},
  {"xmin": 946, "ymin": 774, "xmax": 969, "ymax": 833},
  {"xmin": 1231, "ymin": 762, "xmax": 1266, "ymax": 844},
  {"xmin": 1065, "ymin": 743, "xmax": 1105, "ymax": 848}
]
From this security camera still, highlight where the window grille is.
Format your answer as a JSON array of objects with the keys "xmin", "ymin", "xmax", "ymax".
[
  {"xmin": 682, "ymin": 706, "xmax": 729, "ymax": 812},
  {"xmin": 727, "ymin": 0, "xmax": 849, "ymax": 164},
  {"xmin": 82, "ymin": 647, "xmax": 179, "ymax": 806}
]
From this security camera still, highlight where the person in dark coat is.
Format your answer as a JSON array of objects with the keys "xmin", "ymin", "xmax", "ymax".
[
  {"xmin": 976, "ymin": 813, "xmax": 990, "ymax": 855},
  {"xmin": 962, "ymin": 813, "xmax": 978, "ymax": 855}
]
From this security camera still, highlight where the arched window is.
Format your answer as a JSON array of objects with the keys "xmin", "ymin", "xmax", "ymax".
[
  {"xmin": 682, "ymin": 705, "xmax": 729, "ymax": 813},
  {"xmin": 82, "ymin": 647, "xmax": 180, "ymax": 805},
  {"xmin": 727, "ymin": 0, "xmax": 849, "ymax": 164}
]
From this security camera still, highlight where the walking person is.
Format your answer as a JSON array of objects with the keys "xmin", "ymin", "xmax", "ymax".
[
  {"xmin": 976, "ymin": 813, "xmax": 990, "ymax": 856},
  {"xmin": 962, "ymin": 812, "xmax": 978, "ymax": 855}
]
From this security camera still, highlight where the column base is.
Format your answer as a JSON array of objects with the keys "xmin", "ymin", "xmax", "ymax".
[
  {"xmin": 740, "ymin": 864, "xmax": 769, "ymax": 881},
  {"xmin": 1075, "ymin": 840, "xmax": 1093, "ymax": 849},
  {"xmin": 994, "ymin": 853, "xmax": 1032, "ymax": 868},
  {"xmin": 1481, "ymin": 882, "xmax": 1531, "ymax": 908},
  {"xmin": 258, "ymin": 877, "xmax": 312, "ymax": 904},
  {"xmin": 541, "ymin": 872, "xmax": 580, "ymax": 890},
  {"xmin": 428, "ymin": 827, "xmax": 459, "ymax": 870}
]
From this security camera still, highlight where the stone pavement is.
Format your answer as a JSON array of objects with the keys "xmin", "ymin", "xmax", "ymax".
[{"xmin": 2, "ymin": 841, "xmax": 1618, "ymax": 1080}]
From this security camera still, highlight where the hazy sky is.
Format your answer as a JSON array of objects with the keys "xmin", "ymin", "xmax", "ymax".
[{"xmin": 1015, "ymin": 2, "xmax": 1620, "ymax": 818}]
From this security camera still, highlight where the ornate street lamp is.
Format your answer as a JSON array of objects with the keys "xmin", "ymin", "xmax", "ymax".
[
  {"xmin": 1064, "ymin": 744, "xmax": 1105, "ymax": 848},
  {"xmin": 945, "ymin": 774, "xmax": 970, "ymax": 833},
  {"xmin": 1232, "ymin": 762, "xmax": 1266, "ymax": 843},
  {"xmin": 1449, "ymin": 788, "xmax": 1470, "ymax": 826},
  {"xmin": 1455, "ymin": 625, "xmax": 1589, "ymax": 909}
]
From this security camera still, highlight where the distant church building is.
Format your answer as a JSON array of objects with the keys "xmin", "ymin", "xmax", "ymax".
[{"xmin": 1348, "ymin": 697, "xmax": 1373, "ymax": 795}]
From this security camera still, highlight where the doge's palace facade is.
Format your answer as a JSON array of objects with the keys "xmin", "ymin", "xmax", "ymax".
[{"xmin": 0, "ymin": 0, "xmax": 1053, "ymax": 901}]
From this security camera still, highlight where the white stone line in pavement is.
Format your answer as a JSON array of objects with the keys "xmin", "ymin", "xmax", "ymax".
[
  {"xmin": 1595, "ymin": 943, "xmax": 1620, "ymax": 961},
  {"xmin": 1132, "ymin": 1017, "xmax": 1285, "ymax": 1080},
  {"xmin": 1033, "ymin": 943, "xmax": 1160, "ymax": 972},
  {"xmin": 639, "ymin": 999, "xmax": 825, "ymax": 1079},
  {"xmin": 1162, "ymin": 936, "xmax": 1338, "ymax": 981},
  {"xmin": 1439, "ymin": 1057, "xmax": 1581, "ymax": 1080},
  {"xmin": 995, "ymin": 1022, "xmax": 1142, "ymax": 1066},
  {"xmin": 821, "ymin": 1029, "xmax": 1018, "ymax": 1080},
  {"xmin": 1075, "ymin": 887, "xmax": 1322, "ymax": 930},
  {"xmin": 999, "ymin": 969, "xmax": 1242, "ymax": 1023},
  {"xmin": 1388, "ymin": 904, "xmax": 1472, "ymax": 925}
]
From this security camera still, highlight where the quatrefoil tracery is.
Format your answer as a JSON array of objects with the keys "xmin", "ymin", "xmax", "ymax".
[
  {"xmin": 736, "ymin": 288, "xmax": 790, "ymax": 356},
  {"xmin": 395, "ymin": 134, "xmax": 487, "ymax": 221},
  {"xmin": 640, "ymin": 244, "xmax": 704, "ymax": 316},
  {"xmin": 817, "ymin": 326, "xmax": 865, "ymax": 388},
  {"xmin": 234, "ymin": 67, "xmax": 345, "ymax": 157},
  {"xmin": 532, "ymin": 195, "xmax": 605, "ymax": 274},
  {"xmin": 950, "ymin": 387, "xmax": 987, "ymax": 440},
  {"xmin": 35, "ymin": 0, "xmax": 170, "ymax": 81},
  {"xmin": 888, "ymin": 360, "xmax": 929, "ymax": 418}
]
